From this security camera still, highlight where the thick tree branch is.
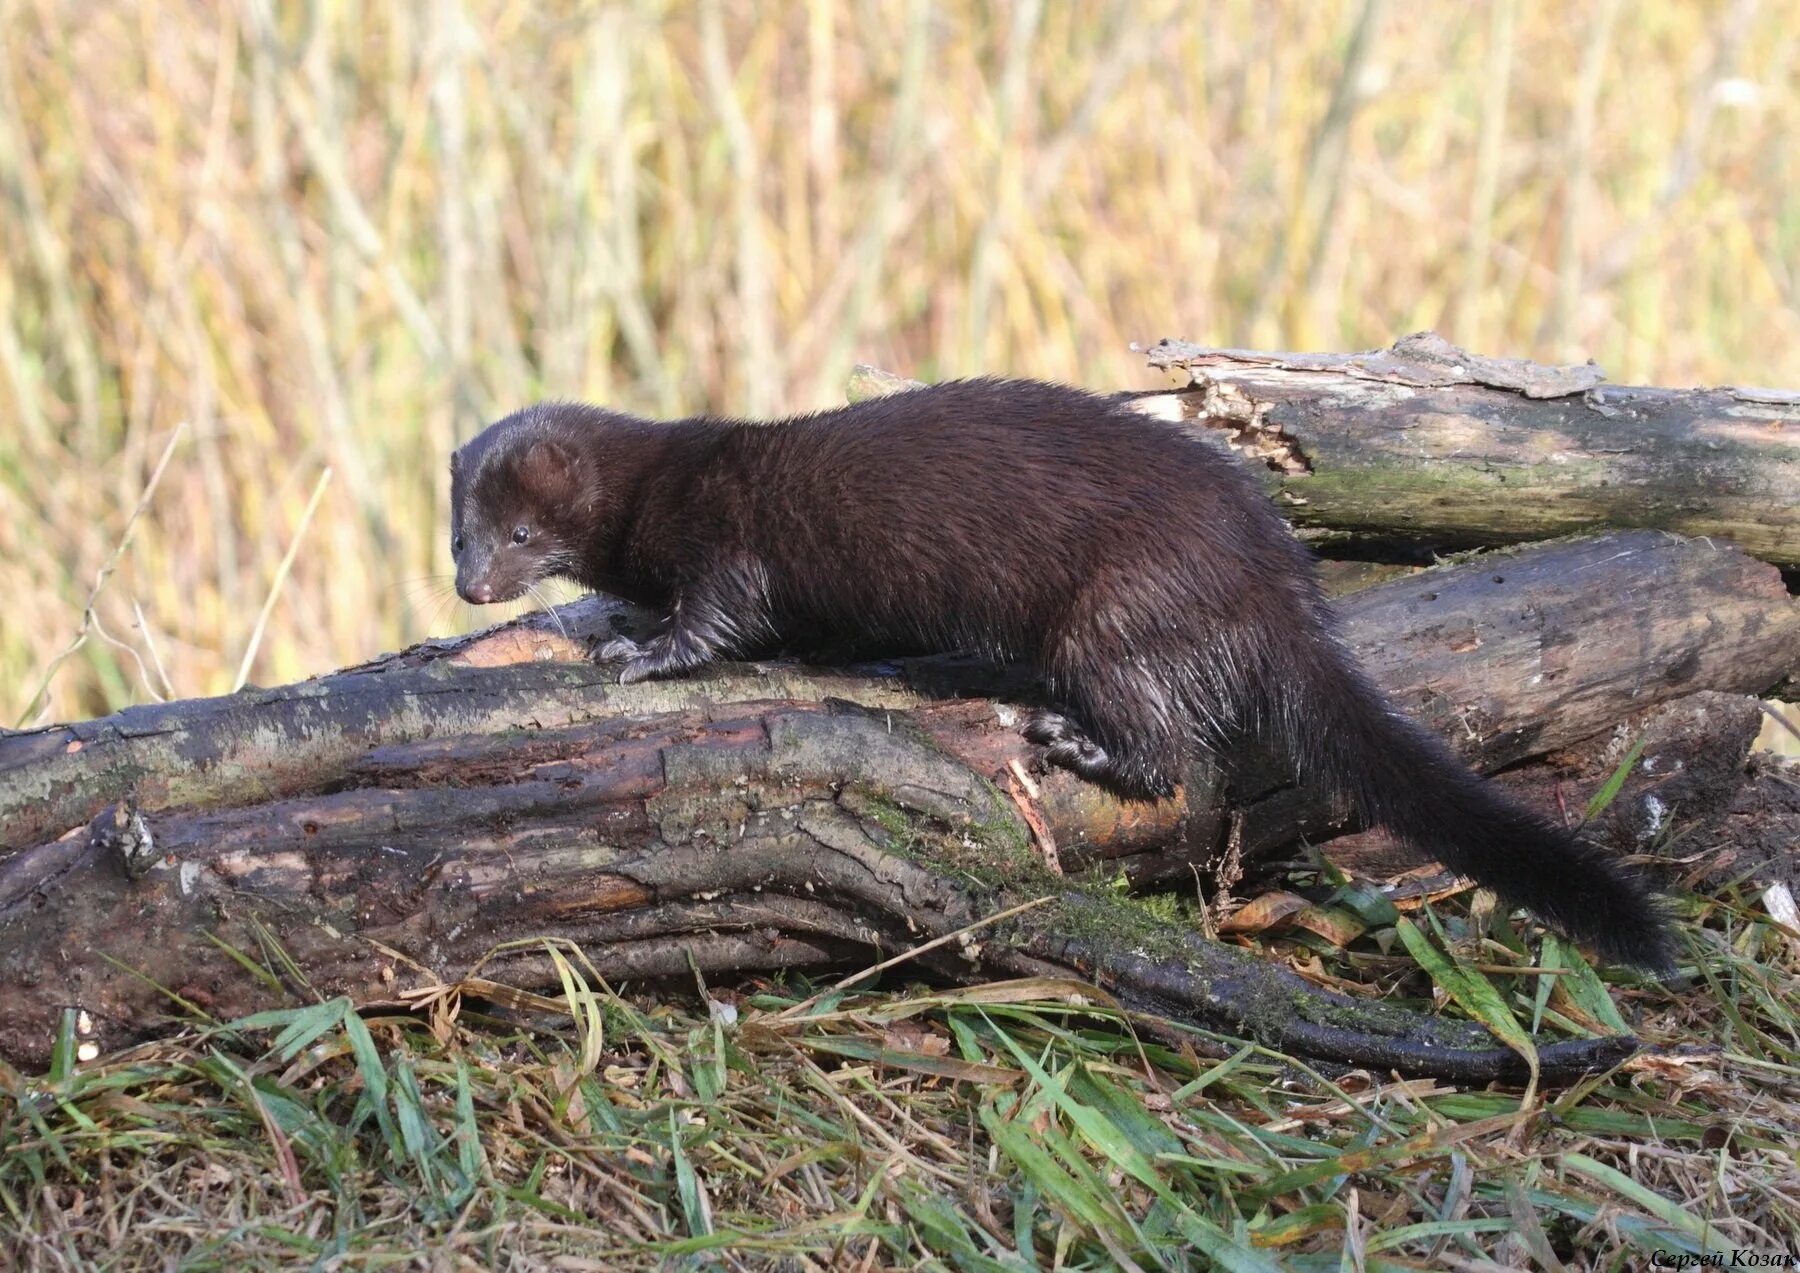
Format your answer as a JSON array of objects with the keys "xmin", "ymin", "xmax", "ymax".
[{"xmin": 1132, "ymin": 332, "xmax": 1800, "ymax": 567}]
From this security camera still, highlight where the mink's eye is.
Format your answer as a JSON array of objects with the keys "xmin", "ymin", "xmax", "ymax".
[
  {"xmin": 452, "ymin": 534, "xmax": 463, "ymax": 555},
  {"xmin": 511, "ymin": 525, "xmax": 530, "ymax": 545}
]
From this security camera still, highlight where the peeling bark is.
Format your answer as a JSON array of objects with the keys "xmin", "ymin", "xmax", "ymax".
[{"xmin": 1130, "ymin": 332, "xmax": 1800, "ymax": 567}]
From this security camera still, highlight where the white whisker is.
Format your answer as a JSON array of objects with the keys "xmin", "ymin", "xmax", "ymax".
[{"xmin": 526, "ymin": 583, "xmax": 571, "ymax": 641}]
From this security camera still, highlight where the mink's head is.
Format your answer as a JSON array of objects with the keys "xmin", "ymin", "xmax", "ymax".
[{"xmin": 450, "ymin": 405, "xmax": 603, "ymax": 605}]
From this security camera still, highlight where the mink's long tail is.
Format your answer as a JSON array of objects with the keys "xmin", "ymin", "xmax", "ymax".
[{"xmin": 1280, "ymin": 636, "xmax": 1678, "ymax": 975}]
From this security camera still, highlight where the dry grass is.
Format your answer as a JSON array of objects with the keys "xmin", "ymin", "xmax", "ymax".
[{"xmin": 2, "ymin": 1, "xmax": 1797, "ymax": 721}]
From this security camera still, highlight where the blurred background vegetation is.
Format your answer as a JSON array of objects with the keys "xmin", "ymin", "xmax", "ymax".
[{"xmin": 1, "ymin": 0, "xmax": 1796, "ymax": 730}]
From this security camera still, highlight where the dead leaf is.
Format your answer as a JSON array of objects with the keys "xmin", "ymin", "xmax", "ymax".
[{"xmin": 1218, "ymin": 891, "xmax": 1311, "ymax": 935}]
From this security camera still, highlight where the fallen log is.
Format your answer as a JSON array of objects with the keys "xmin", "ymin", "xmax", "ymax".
[
  {"xmin": 5, "ymin": 531, "xmax": 1793, "ymax": 864},
  {"xmin": 1128, "ymin": 333, "xmax": 1800, "ymax": 567},
  {"xmin": 1, "ymin": 532, "xmax": 1794, "ymax": 1078},
  {"xmin": 0, "ymin": 696, "xmax": 1635, "ymax": 1085}
]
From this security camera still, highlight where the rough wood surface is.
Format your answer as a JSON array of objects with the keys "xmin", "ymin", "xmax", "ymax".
[
  {"xmin": 1506, "ymin": 692, "xmax": 1767, "ymax": 855},
  {"xmin": 2, "ymin": 532, "xmax": 1794, "ymax": 1078},
  {"xmin": 0, "ymin": 694, "xmax": 1636, "ymax": 1085},
  {"xmin": 1131, "ymin": 332, "xmax": 1800, "ymax": 567}
]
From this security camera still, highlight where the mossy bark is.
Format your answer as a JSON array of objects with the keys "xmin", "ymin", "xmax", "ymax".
[{"xmin": 1136, "ymin": 332, "xmax": 1800, "ymax": 567}]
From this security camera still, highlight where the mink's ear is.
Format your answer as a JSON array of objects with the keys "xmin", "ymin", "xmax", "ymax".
[{"xmin": 517, "ymin": 438, "xmax": 579, "ymax": 500}]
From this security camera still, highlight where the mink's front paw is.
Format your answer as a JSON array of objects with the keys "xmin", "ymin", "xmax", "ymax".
[
  {"xmin": 598, "ymin": 635, "xmax": 645, "ymax": 662},
  {"xmin": 601, "ymin": 634, "xmax": 689, "ymax": 684},
  {"xmin": 616, "ymin": 654, "xmax": 662, "ymax": 685},
  {"xmin": 598, "ymin": 635, "xmax": 657, "ymax": 684}
]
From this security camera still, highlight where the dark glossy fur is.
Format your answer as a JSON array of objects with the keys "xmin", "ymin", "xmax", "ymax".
[{"xmin": 451, "ymin": 378, "xmax": 1676, "ymax": 972}]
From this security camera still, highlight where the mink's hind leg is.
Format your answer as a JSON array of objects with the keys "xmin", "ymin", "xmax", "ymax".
[
  {"xmin": 1022, "ymin": 698, "xmax": 1182, "ymax": 802},
  {"xmin": 1029, "ymin": 590, "xmax": 1194, "ymax": 801},
  {"xmin": 1022, "ymin": 710, "xmax": 1119, "ymax": 782}
]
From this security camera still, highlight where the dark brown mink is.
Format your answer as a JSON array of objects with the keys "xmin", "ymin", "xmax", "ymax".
[{"xmin": 449, "ymin": 377, "xmax": 1676, "ymax": 973}]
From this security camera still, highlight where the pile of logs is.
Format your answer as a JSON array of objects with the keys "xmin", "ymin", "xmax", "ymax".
[{"xmin": 3, "ymin": 335, "xmax": 1796, "ymax": 1083}]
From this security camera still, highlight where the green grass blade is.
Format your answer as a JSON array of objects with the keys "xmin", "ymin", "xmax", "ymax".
[
  {"xmin": 670, "ymin": 1108, "xmax": 711, "ymax": 1238},
  {"xmin": 1394, "ymin": 918, "xmax": 1538, "ymax": 1085},
  {"xmin": 1584, "ymin": 737, "xmax": 1646, "ymax": 821},
  {"xmin": 1560, "ymin": 1152, "xmax": 1725, "ymax": 1249}
]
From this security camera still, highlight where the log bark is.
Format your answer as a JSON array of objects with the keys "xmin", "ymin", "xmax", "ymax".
[
  {"xmin": 1123, "ymin": 334, "xmax": 1800, "ymax": 567},
  {"xmin": 2, "ymin": 533, "xmax": 1794, "ymax": 1079},
  {"xmin": 0, "ymin": 700, "xmax": 1636, "ymax": 1086}
]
